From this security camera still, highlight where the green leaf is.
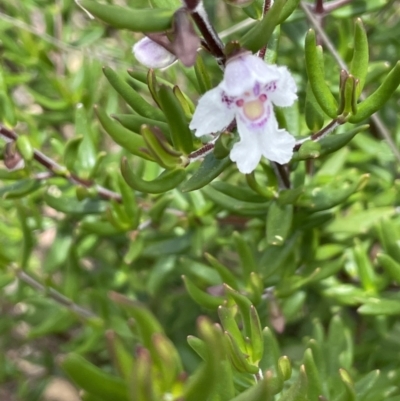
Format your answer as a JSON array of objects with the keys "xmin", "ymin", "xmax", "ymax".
[
  {"xmin": 349, "ymin": 61, "xmax": 400, "ymax": 123},
  {"xmin": 95, "ymin": 106, "xmax": 154, "ymax": 161},
  {"xmin": 187, "ymin": 336, "xmax": 208, "ymax": 360},
  {"xmin": 304, "ymin": 349, "xmax": 322, "ymax": 401},
  {"xmin": 130, "ymin": 347, "xmax": 157, "ymax": 401},
  {"xmin": 112, "ymin": 114, "xmax": 170, "ymax": 138},
  {"xmin": 338, "ymin": 369, "xmax": 356, "ymax": 401},
  {"xmin": 205, "ymin": 253, "xmax": 239, "ymax": 289},
  {"xmin": 16, "ymin": 135, "xmax": 34, "ymax": 162},
  {"xmin": 218, "ymin": 305, "xmax": 247, "ymax": 351},
  {"xmin": 304, "ymin": 83, "xmax": 325, "ymax": 132},
  {"xmin": 64, "ymin": 136, "xmax": 83, "ymax": 171},
  {"xmin": 182, "ymin": 275, "xmax": 224, "ymax": 309},
  {"xmin": 317, "ymin": 125, "xmax": 369, "ymax": 157},
  {"xmin": 241, "ymin": 0, "xmax": 287, "ymax": 52},
  {"xmin": 229, "ymin": 374, "xmax": 272, "ymax": 401},
  {"xmin": 377, "ymin": 253, "xmax": 400, "ymax": 284},
  {"xmin": 75, "ymin": 104, "xmax": 97, "ymax": 174},
  {"xmin": 278, "ymin": 356, "xmax": 292, "ymax": 382},
  {"xmin": 184, "ymin": 317, "xmax": 226, "ymax": 401},
  {"xmin": 358, "ymin": 298, "xmax": 400, "ymax": 315},
  {"xmin": 279, "ymin": 365, "xmax": 308, "ymax": 401},
  {"xmin": 377, "ymin": 219, "xmax": 400, "ymax": 262},
  {"xmin": 278, "ymin": 0, "xmax": 300, "ymax": 24},
  {"xmin": 211, "ymin": 181, "xmax": 268, "ymax": 203},
  {"xmin": 194, "ymin": 55, "xmax": 212, "ymax": 94},
  {"xmin": 350, "ymin": 19, "xmax": 369, "ymax": 97},
  {"xmin": 44, "ymin": 193, "xmax": 107, "ymax": 214},
  {"xmin": 0, "ymin": 179, "xmax": 42, "ymax": 199},
  {"xmin": 62, "ymin": 353, "xmax": 129, "ymax": 401},
  {"xmin": 241, "ymin": 0, "xmax": 263, "ymax": 20},
  {"xmin": 293, "ymin": 140, "xmax": 321, "ymax": 161},
  {"xmin": 224, "ymin": 331, "xmax": 259, "ymax": 374},
  {"xmin": 103, "ymin": 67, "xmax": 165, "ymax": 121},
  {"xmin": 326, "ymin": 206, "xmax": 395, "ymax": 235},
  {"xmin": 157, "ymin": 85, "xmax": 194, "ymax": 154},
  {"xmin": 260, "ymin": 327, "xmax": 280, "ymax": 373},
  {"xmin": 173, "ymin": 86, "xmax": 195, "ymax": 119},
  {"xmin": 121, "ymin": 158, "xmax": 186, "ymax": 194},
  {"xmin": 305, "ymin": 30, "xmax": 338, "ymax": 118},
  {"xmin": 106, "ymin": 331, "xmax": 134, "ymax": 381},
  {"xmin": 331, "ymin": 0, "xmax": 389, "ymax": 18},
  {"xmin": 266, "ymin": 201, "xmax": 293, "ymax": 246},
  {"xmin": 181, "ymin": 153, "xmax": 231, "ymax": 192},
  {"xmin": 233, "ymin": 231, "xmax": 258, "ymax": 277},
  {"xmin": 141, "ymin": 125, "xmax": 182, "ymax": 169},
  {"xmin": 78, "ymin": 0, "xmax": 174, "ymax": 32},
  {"xmin": 353, "ymin": 239, "xmax": 376, "ymax": 293},
  {"xmin": 295, "ymin": 174, "xmax": 369, "ymax": 212},
  {"xmin": 108, "ymin": 292, "xmax": 164, "ymax": 350},
  {"xmin": 149, "ymin": 0, "xmax": 181, "ymax": 9},
  {"xmin": 202, "ymin": 185, "xmax": 269, "ymax": 216}
]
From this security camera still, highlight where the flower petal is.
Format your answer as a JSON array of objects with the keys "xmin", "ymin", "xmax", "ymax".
[
  {"xmin": 221, "ymin": 54, "xmax": 280, "ymax": 97},
  {"xmin": 133, "ymin": 37, "xmax": 176, "ymax": 69},
  {"xmin": 189, "ymin": 87, "xmax": 235, "ymax": 137},
  {"xmin": 236, "ymin": 112, "xmax": 295, "ymax": 166},
  {"xmin": 230, "ymin": 136, "xmax": 262, "ymax": 174},
  {"xmin": 268, "ymin": 66, "xmax": 297, "ymax": 107},
  {"xmin": 259, "ymin": 115, "xmax": 295, "ymax": 164}
]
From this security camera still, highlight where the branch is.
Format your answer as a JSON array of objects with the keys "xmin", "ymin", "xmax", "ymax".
[
  {"xmin": 183, "ymin": 0, "xmax": 226, "ymax": 67},
  {"xmin": 12, "ymin": 266, "xmax": 97, "ymax": 320},
  {"xmin": 0, "ymin": 124, "xmax": 123, "ymax": 202}
]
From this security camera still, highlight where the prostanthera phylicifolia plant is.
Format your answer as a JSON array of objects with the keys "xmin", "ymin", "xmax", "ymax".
[{"xmin": 1, "ymin": 0, "xmax": 400, "ymax": 400}]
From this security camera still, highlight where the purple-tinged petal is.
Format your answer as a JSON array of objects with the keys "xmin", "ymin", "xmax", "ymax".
[
  {"xmin": 133, "ymin": 37, "xmax": 176, "ymax": 69},
  {"xmin": 268, "ymin": 66, "xmax": 298, "ymax": 107},
  {"xmin": 235, "ymin": 111, "xmax": 295, "ymax": 167},
  {"xmin": 189, "ymin": 87, "xmax": 235, "ymax": 137},
  {"xmin": 221, "ymin": 54, "xmax": 280, "ymax": 96}
]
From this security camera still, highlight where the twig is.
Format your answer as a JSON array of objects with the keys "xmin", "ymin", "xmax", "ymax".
[
  {"xmin": 0, "ymin": 124, "xmax": 123, "ymax": 202},
  {"xmin": 272, "ymin": 163, "xmax": 291, "ymax": 189},
  {"xmin": 12, "ymin": 267, "xmax": 97, "ymax": 320},
  {"xmin": 300, "ymin": 1, "xmax": 400, "ymax": 163},
  {"xmin": 183, "ymin": 0, "xmax": 226, "ymax": 67},
  {"xmin": 294, "ymin": 119, "xmax": 340, "ymax": 150}
]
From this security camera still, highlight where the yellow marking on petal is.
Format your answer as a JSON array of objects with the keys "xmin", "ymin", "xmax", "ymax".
[{"xmin": 243, "ymin": 99, "xmax": 264, "ymax": 121}]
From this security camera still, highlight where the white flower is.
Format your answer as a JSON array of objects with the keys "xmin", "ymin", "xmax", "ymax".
[
  {"xmin": 133, "ymin": 37, "xmax": 176, "ymax": 69},
  {"xmin": 189, "ymin": 53, "xmax": 297, "ymax": 174}
]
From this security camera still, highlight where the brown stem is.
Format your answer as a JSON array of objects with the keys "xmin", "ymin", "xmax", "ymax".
[
  {"xmin": 273, "ymin": 163, "xmax": 291, "ymax": 189},
  {"xmin": 293, "ymin": 119, "xmax": 340, "ymax": 151},
  {"xmin": 0, "ymin": 124, "xmax": 122, "ymax": 202},
  {"xmin": 314, "ymin": 0, "xmax": 324, "ymax": 14},
  {"xmin": 183, "ymin": 0, "xmax": 226, "ymax": 66}
]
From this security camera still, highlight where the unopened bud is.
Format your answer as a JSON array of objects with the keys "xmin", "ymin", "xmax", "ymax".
[{"xmin": 133, "ymin": 36, "xmax": 176, "ymax": 69}]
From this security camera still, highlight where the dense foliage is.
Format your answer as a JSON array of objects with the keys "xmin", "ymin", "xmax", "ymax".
[{"xmin": 1, "ymin": 0, "xmax": 400, "ymax": 400}]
